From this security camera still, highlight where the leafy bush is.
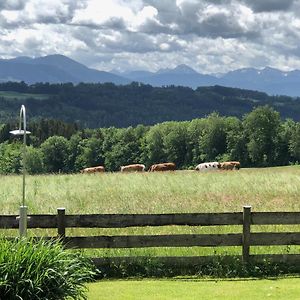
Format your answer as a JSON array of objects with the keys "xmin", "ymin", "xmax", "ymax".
[
  {"xmin": 0, "ymin": 238, "xmax": 95, "ymax": 300},
  {"xmin": 95, "ymin": 256, "xmax": 296, "ymax": 279}
]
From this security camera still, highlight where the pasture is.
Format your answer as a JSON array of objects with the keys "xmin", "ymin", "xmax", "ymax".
[
  {"xmin": 1, "ymin": 166, "xmax": 300, "ymax": 260},
  {"xmin": 0, "ymin": 91, "xmax": 49, "ymax": 100},
  {"xmin": 2, "ymin": 166, "xmax": 300, "ymax": 215}
]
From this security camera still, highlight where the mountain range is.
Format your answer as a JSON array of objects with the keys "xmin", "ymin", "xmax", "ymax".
[{"xmin": 1, "ymin": 54, "xmax": 300, "ymax": 97}]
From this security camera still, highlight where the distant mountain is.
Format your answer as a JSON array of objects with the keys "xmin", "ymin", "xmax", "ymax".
[
  {"xmin": 0, "ymin": 54, "xmax": 129, "ymax": 85},
  {"xmin": 2, "ymin": 54, "xmax": 300, "ymax": 96},
  {"xmin": 116, "ymin": 70, "xmax": 155, "ymax": 81},
  {"xmin": 117, "ymin": 65, "xmax": 300, "ymax": 97},
  {"xmin": 157, "ymin": 64, "xmax": 199, "ymax": 75},
  {"xmin": 219, "ymin": 67, "xmax": 300, "ymax": 97},
  {"xmin": 122, "ymin": 64, "xmax": 216, "ymax": 88}
]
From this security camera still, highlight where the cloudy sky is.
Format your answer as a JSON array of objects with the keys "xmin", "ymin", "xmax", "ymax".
[{"xmin": 1, "ymin": 0, "xmax": 300, "ymax": 73}]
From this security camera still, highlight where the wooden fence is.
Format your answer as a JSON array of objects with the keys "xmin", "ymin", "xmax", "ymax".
[{"xmin": 1, "ymin": 206, "xmax": 300, "ymax": 267}]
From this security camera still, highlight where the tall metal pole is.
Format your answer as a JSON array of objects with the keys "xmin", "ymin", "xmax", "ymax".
[
  {"xmin": 10, "ymin": 105, "xmax": 29, "ymax": 237},
  {"xmin": 21, "ymin": 105, "xmax": 26, "ymax": 208},
  {"xmin": 19, "ymin": 105, "xmax": 27, "ymax": 237}
]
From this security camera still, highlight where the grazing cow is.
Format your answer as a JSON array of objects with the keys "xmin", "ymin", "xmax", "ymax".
[
  {"xmin": 81, "ymin": 166, "xmax": 105, "ymax": 173},
  {"xmin": 195, "ymin": 162, "xmax": 220, "ymax": 172},
  {"xmin": 220, "ymin": 161, "xmax": 241, "ymax": 170},
  {"xmin": 120, "ymin": 164, "xmax": 145, "ymax": 172},
  {"xmin": 148, "ymin": 162, "xmax": 176, "ymax": 172}
]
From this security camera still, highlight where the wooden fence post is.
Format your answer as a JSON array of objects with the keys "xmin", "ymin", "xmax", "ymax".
[
  {"xmin": 242, "ymin": 205, "xmax": 251, "ymax": 263},
  {"xmin": 57, "ymin": 208, "xmax": 66, "ymax": 239}
]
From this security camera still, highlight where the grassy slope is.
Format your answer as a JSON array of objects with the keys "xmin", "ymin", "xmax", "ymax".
[
  {"xmin": 0, "ymin": 91, "xmax": 49, "ymax": 100},
  {"xmin": 1, "ymin": 166, "xmax": 300, "ymax": 256},
  {"xmin": 87, "ymin": 277, "xmax": 300, "ymax": 300}
]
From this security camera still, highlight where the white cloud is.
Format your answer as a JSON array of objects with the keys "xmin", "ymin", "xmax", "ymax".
[{"xmin": 0, "ymin": 0, "xmax": 300, "ymax": 74}]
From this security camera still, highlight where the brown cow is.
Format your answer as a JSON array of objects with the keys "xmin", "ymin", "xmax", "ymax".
[
  {"xmin": 81, "ymin": 166, "xmax": 105, "ymax": 173},
  {"xmin": 148, "ymin": 162, "xmax": 176, "ymax": 172},
  {"xmin": 120, "ymin": 164, "xmax": 145, "ymax": 172},
  {"xmin": 220, "ymin": 161, "xmax": 240, "ymax": 170}
]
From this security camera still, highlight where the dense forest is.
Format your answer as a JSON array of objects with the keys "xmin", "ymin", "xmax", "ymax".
[
  {"xmin": 1, "ymin": 106, "xmax": 300, "ymax": 174},
  {"xmin": 0, "ymin": 81, "xmax": 300, "ymax": 128}
]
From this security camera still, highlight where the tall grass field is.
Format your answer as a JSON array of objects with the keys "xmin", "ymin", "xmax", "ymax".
[{"xmin": 1, "ymin": 166, "xmax": 300, "ymax": 259}]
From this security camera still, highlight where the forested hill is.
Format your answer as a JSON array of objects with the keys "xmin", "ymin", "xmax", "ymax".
[{"xmin": 0, "ymin": 81, "xmax": 299, "ymax": 128}]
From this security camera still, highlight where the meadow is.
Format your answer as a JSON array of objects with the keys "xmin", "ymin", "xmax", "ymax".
[
  {"xmin": 1, "ymin": 166, "xmax": 300, "ymax": 260},
  {"xmin": 2, "ymin": 166, "xmax": 300, "ymax": 215},
  {"xmin": 0, "ymin": 91, "xmax": 49, "ymax": 100}
]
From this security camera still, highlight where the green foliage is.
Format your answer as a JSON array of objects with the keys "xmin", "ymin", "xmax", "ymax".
[
  {"xmin": 142, "ymin": 125, "xmax": 166, "ymax": 167},
  {"xmin": 40, "ymin": 136, "xmax": 70, "ymax": 173},
  {"xmin": 2, "ymin": 106, "xmax": 300, "ymax": 173},
  {"xmin": 104, "ymin": 127, "xmax": 145, "ymax": 171},
  {"xmin": 2, "ymin": 82, "xmax": 300, "ymax": 128},
  {"xmin": 199, "ymin": 113, "xmax": 227, "ymax": 161},
  {"xmin": 25, "ymin": 146, "xmax": 45, "ymax": 174},
  {"xmin": 0, "ymin": 238, "xmax": 95, "ymax": 300},
  {"xmin": 0, "ymin": 142, "xmax": 22, "ymax": 174},
  {"xmin": 94, "ymin": 256, "xmax": 295, "ymax": 279},
  {"xmin": 243, "ymin": 106, "xmax": 281, "ymax": 166}
]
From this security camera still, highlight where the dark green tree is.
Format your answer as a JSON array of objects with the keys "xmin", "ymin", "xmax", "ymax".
[
  {"xmin": 25, "ymin": 146, "xmax": 45, "ymax": 174},
  {"xmin": 40, "ymin": 136, "xmax": 70, "ymax": 173},
  {"xmin": 288, "ymin": 122, "xmax": 300, "ymax": 163},
  {"xmin": 199, "ymin": 113, "xmax": 227, "ymax": 162},
  {"xmin": 243, "ymin": 106, "xmax": 281, "ymax": 166},
  {"xmin": 0, "ymin": 142, "xmax": 22, "ymax": 174}
]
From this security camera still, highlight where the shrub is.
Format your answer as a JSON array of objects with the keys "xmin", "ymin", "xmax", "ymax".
[{"xmin": 0, "ymin": 238, "xmax": 95, "ymax": 300}]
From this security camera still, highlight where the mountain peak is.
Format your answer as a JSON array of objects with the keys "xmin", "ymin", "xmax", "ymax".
[
  {"xmin": 157, "ymin": 64, "xmax": 198, "ymax": 75},
  {"xmin": 34, "ymin": 54, "xmax": 84, "ymax": 67},
  {"xmin": 262, "ymin": 66, "xmax": 283, "ymax": 74},
  {"xmin": 173, "ymin": 64, "xmax": 198, "ymax": 74}
]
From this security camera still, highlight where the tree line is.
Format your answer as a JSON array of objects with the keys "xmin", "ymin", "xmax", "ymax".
[
  {"xmin": 1, "ymin": 106, "xmax": 300, "ymax": 174},
  {"xmin": 1, "ymin": 81, "xmax": 300, "ymax": 128}
]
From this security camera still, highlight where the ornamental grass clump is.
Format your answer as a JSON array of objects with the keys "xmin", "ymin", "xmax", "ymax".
[{"xmin": 0, "ymin": 238, "xmax": 95, "ymax": 300}]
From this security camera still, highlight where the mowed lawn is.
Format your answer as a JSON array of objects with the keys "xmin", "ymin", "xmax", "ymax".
[{"xmin": 87, "ymin": 277, "xmax": 300, "ymax": 300}]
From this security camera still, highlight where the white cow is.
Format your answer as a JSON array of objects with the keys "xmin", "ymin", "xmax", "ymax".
[{"xmin": 195, "ymin": 162, "xmax": 220, "ymax": 172}]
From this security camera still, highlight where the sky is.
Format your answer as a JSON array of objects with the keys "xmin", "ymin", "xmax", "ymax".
[{"xmin": 1, "ymin": 0, "xmax": 300, "ymax": 73}]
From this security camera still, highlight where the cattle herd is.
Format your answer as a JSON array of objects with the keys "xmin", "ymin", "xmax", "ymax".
[{"xmin": 80, "ymin": 161, "xmax": 240, "ymax": 173}]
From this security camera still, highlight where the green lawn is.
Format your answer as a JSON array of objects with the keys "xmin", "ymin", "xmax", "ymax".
[{"xmin": 87, "ymin": 277, "xmax": 300, "ymax": 300}]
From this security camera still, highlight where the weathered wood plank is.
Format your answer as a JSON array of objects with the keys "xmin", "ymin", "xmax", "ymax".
[
  {"xmin": 0, "ymin": 211, "xmax": 299, "ymax": 229},
  {"xmin": 0, "ymin": 215, "xmax": 58, "ymax": 229},
  {"xmin": 252, "ymin": 212, "xmax": 300, "ymax": 225},
  {"xmin": 57, "ymin": 208, "xmax": 66, "ymax": 238},
  {"xmin": 64, "ymin": 213, "xmax": 243, "ymax": 228},
  {"xmin": 242, "ymin": 206, "xmax": 251, "ymax": 263},
  {"xmin": 63, "ymin": 233, "xmax": 242, "ymax": 249},
  {"xmin": 251, "ymin": 232, "xmax": 300, "ymax": 245},
  {"xmin": 27, "ymin": 215, "xmax": 58, "ymax": 228},
  {"xmin": 0, "ymin": 215, "xmax": 18, "ymax": 228}
]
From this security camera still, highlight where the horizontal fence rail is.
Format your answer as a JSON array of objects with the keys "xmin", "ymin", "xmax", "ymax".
[
  {"xmin": 0, "ymin": 212, "xmax": 244, "ymax": 228},
  {"xmin": 63, "ymin": 233, "xmax": 242, "ymax": 249},
  {"xmin": 1, "ymin": 206, "xmax": 300, "ymax": 264}
]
